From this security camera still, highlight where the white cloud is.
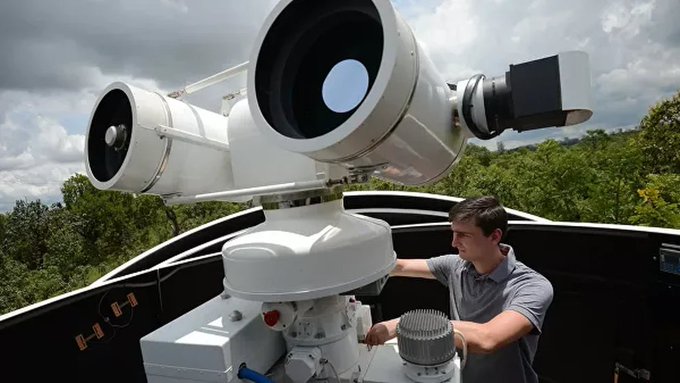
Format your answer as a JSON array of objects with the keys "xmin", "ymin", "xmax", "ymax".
[
  {"xmin": 160, "ymin": 0, "xmax": 189, "ymax": 14},
  {"xmin": 0, "ymin": 95, "xmax": 85, "ymax": 210},
  {"xmin": 32, "ymin": 117, "xmax": 85, "ymax": 163},
  {"xmin": 597, "ymin": 54, "xmax": 680, "ymax": 99},
  {"xmin": 601, "ymin": 0, "xmax": 655, "ymax": 37},
  {"xmin": 0, "ymin": 164, "xmax": 85, "ymax": 212}
]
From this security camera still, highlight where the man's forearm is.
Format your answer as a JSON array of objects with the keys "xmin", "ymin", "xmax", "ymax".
[
  {"xmin": 451, "ymin": 320, "xmax": 495, "ymax": 354},
  {"xmin": 391, "ymin": 259, "xmax": 435, "ymax": 279}
]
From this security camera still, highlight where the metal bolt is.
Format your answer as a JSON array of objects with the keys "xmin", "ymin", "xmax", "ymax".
[
  {"xmin": 105, "ymin": 124, "xmax": 128, "ymax": 151},
  {"xmin": 229, "ymin": 310, "xmax": 243, "ymax": 322}
]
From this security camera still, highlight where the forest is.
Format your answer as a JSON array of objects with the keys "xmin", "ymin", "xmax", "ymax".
[{"xmin": 1, "ymin": 90, "xmax": 678, "ymax": 316}]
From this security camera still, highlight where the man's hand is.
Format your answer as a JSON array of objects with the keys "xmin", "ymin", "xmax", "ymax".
[{"xmin": 365, "ymin": 318, "xmax": 399, "ymax": 346}]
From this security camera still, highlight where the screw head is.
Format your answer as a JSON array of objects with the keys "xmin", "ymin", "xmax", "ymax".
[{"xmin": 229, "ymin": 310, "xmax": 243, "ymax": 322}]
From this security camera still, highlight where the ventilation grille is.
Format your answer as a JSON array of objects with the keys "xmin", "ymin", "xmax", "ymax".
[{"xmin": 396, "ymin": 309, "xmax": 456, "ymax": 366}]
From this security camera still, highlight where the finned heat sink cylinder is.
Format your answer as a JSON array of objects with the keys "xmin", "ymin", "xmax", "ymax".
[{"xmin": 397, "ymin": 309, "xmax": 456, "ymax": 366}]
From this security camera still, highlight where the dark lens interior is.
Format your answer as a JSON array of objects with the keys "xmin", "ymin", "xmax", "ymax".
[
  {"xmin": 88, "ymin": 89, "xmax": 133, "ymax": 182},
  {"xmin": 255, "ymin": 0, "xmax": 384, "ymax": 139}
]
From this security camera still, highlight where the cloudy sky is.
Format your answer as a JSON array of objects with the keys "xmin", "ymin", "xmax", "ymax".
[{"xmin": 0, "ymin": 0, "xmax": 678, "ymax": 211}]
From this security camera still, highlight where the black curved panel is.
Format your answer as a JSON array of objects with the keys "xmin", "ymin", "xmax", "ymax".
[{"xmin": 344, "ymin": 193, "xmax": 538, "ymax": 221}]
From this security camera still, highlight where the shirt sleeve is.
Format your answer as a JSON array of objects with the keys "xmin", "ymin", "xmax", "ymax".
[
  {"xmin": 426, "ymin": 254, "xmax": 460, "ymax": 287},
  {"xmin": 506, "ymin": 276, "xmax": 554, "ymax": 335}
]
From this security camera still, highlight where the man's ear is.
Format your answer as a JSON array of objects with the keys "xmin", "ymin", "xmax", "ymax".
[{"xmin": 490, "ymin": 228, "xmax": 503, "ymax": 244}]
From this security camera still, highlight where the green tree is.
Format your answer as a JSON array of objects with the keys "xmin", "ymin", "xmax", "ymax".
[
  {"xmin": 635, "ymin": 90, "xmax": 680, "ymax": 174},
  {"xmin": 61, "ymin": 174, "xmax": 164, "ymax": 262},
  {"xmin": 429, "ymin": 144, "xmax": 497, "ymax": 198},
  {"xmin": 43, "ymin": 207, "xmax": 87, "ymax": 276},
  {"xmin": 475, "ymin": 149, "xmax": 535, "ymax": 213},
  {"xmin": 630, "ymin": 174, "xmax": 680, "ymax": 228},
  {"xmin": 580, "ymin": 129, "xmax": 611, "ymax": 151},
  {"xmin": 1, "ymin": 200, "xmax": 50, "ymax": 269},
  {"xmin": 575, "ymin": 133, "xmax": 644, "ymax": 224},
  {"xmin": 515, "ymin": 140, "xmax": 593, "ymax": 221},
  {"xmin": 0, "ymin": 252, "xmax": 30, "ymax": 314},
  {"xmin": 0, "ymin": 213, "xmax": 6, "ymax": 241}
]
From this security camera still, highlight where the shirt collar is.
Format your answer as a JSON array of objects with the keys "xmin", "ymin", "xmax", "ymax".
[
  {"xmin": 463, "ymin": 243, "xmax": 517, "ymax": 283},
  {"xmin": 488, "ymin": 244, "xmax": 516, "ymax": 282}
]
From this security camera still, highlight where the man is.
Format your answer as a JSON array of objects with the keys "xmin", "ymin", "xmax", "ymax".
[{"xmin": 365, "ymin": 196, "xmax": 553, "ymax": 383}]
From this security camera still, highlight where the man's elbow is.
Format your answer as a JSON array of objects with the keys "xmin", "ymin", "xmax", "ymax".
[
  {"xmin": 476, "ymin": 336, "xmax": 500, "ymax": 354},
  {"xmin": 466, "ymin": 328, "xmax": 499, "ymax": 354},
  {"xmin": 476, "ymin": 326, "xmax": 518, "ymax": 354},
  {"xmin": 390, "ymin": 262, "xmax": 404, "ymax": 277},
  {"xmin": 476, "ymin": 326, "xmax": 532, "ymax": 354}
]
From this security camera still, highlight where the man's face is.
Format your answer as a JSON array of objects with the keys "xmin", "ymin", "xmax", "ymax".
[{"xmin": 450, "ymin": 220, "xmax": 501, "ymax": 262}]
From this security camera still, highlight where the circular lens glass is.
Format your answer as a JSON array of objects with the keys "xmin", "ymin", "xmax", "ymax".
[{"xmin": 322, "ymin": 59, "xmax": 370, "ymax": 113}]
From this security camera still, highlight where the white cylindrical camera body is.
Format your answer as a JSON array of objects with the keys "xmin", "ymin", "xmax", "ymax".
[
  {"xmin": 85, "ymin": 82, "xmax": 236, "ymax": 196},
  {"xmin": 248, "ymin": 0, "xmax": 469, "ymax": 186}
]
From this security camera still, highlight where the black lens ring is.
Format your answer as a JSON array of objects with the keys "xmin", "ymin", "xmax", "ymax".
[{"xmin": 462, "ymin": 74, "xmax": 500, "ymax": 140}]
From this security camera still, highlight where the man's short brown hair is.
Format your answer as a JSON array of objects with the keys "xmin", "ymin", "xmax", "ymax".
[{"xmin": 449, "ymin": 196, "xmax": 508, "ymax": 238}]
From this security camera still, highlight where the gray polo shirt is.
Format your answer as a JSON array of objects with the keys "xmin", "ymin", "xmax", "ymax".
[{"xmin": 426, "ymin": 244, "xmax": 553, "ymax": 383}]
